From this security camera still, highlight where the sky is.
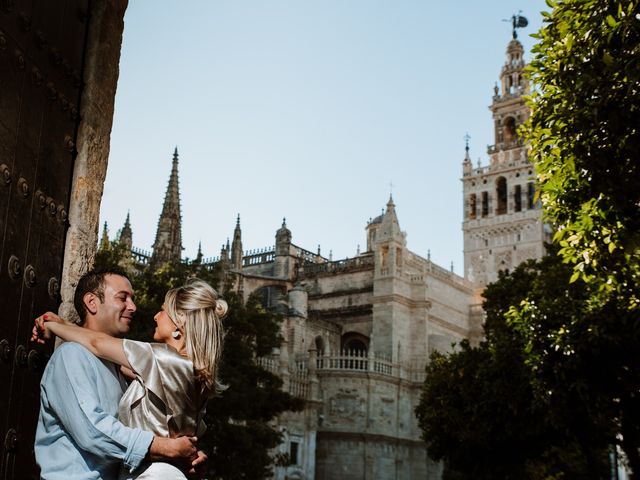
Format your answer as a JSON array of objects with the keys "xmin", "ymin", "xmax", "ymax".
[{"xmin": 99, "ymin": 0, "xmax": 549, "ymax": 273}]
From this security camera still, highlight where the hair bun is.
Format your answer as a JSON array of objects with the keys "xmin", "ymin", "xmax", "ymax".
[{"xmin": 214, "ymin": 298, "xmax": 228, "ymax": 319}]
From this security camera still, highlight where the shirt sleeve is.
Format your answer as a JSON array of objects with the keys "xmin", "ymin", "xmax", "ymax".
[{"xmin": 42, "ymin": 342, "xmax": 153, "ymax": 472}]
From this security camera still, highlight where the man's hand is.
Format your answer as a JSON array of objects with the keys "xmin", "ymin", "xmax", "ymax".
[
  {"xmin": 148, "ymin": 436, "xmax": 197, "ymax": 464},
  {"xmin": 187, "ymin": 450, "xmax": 208, "ymax": 478}
]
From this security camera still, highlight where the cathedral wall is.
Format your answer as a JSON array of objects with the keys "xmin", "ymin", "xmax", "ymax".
[
  {"xmin": 242, "ymin": 261, "xmax": 275, "ymax": 277},
  {"xmin": 315, "ymin": 431, "xmax": 437, "ymax": 480},
  {"xmin": 305, "ymin": 318, "xmax": 343, "ymax": 356},
  {"xmin": 305, "ymin": 269, "xmax": 374, "ymax": 345},
  {"xmin": 274, "ymin": 409, "xmax": 319, "ymax": 480},
  {"xmin": 285, "ymin": 315, "xmax": 309, "ymax": 357},
  {"xmin": 309, "ymin": 287, "xmax": 373, "ymax": 312},
  {"xmin": 371, "ymin": 267, "xmax": 472, "ymax": 364},
  {"xmin": 426, "ymin": 274, "xmax": 473, "ymax": 341},
  {"xmin": 371, "ymin": 270, "xmax": 421, "ymax": 361},
  {"xmin": 306, "ymin": 269, "xmax": 373, "ymax": 300},
  {"xmin": 317, "ymin": 371, "xmax": 423, "ymax": 439}
]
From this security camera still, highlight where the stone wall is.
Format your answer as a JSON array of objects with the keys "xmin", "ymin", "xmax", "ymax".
[
  {"xmin": 60, "ymin": 0, "xmax": 128, "ymax": 321},
  {"xmin": 315, "ymin": 432, "xmax": 437, "ymax": 480}
]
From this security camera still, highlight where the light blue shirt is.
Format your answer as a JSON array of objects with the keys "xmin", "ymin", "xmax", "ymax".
[{"xmin": 35, "ymin": 342, "xmax": 153, "ymax": 480}]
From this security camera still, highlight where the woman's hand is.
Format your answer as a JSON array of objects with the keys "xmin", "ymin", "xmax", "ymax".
[{"xmin": 31, "ymin": 312, "xmax": 65, "ymax": 344}]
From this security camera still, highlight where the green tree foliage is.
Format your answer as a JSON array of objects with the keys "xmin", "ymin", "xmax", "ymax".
[
  {"xmin": 416, "ymin": 255, "xmax": 610, "ymax": 479},
  {"xmin": 524, "ymin": 0, "xmax": 640, "ymax": 304},
  {"xmin": 93, "ymin": 244, "xmax": 302, "ymax": 478},
  {"xmin": 508, "ymin": 255, "xmax": 640, "ymax": 475},
  {"xmin": 94, "ymin": 240, "xmax": 135, "ymax": 276},
  {"xmin": 203, "ymin": 293, "xmax": 303, "ymax": 479},
  {"xmin": 520, "ymin": 0, "xmax": 640, "ymax": 474}
]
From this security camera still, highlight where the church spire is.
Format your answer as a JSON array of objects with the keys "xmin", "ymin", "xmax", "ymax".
[
  {"xmin": 99, "ymin": 221, "xmax": 109, "ymax": 251},
  {"xmin": 464, "ymin": 133, "xmax": 471, "ymax": 162},
  {"xmin": 463, "ymin": 133, "xmax": 472, "ymax": 176},
  {"xmin": 151, "ymin": 147, "xmax": 183, "ymax": 265},
  {"xmin": 195, "ymin": 241, "xmax": 203, "ymax": 264},
  {"xmin": 378, "ymin": 195, "xmax": 404, "ymax": 243},
  {"xmin": 231, "ymin": 214, "xmax": 243, "ymax": 270},
  {"xmin": 118, "ymin": 211, "xmax": 132, "ymax": 251}
]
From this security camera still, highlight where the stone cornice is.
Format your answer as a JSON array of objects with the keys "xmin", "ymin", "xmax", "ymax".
[
  {"xmin": 317, "ymin": 430, "xmax": 424, "ymax": 447},
  {"xmin": 308, "ymin": 286, "xmax": 373, "ymax": 300},
  {"xmin": 429, "ymin": 314, "xmax": 468, "ymax": 337},
  {"xmin": 309, "ymin": 305, "xmax": 373, "ymax": 319},
  {"xmin": 371, "ymin": 294, "xmax": 431, "ymax": 310}
]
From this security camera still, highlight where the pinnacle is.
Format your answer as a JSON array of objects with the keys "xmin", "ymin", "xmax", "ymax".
[{"xmin": 387, "ymin": 194, "xmax": 395, "ymax": 208}]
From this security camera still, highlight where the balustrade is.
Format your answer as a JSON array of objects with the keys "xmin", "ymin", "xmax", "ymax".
[
  {"xmin": 256, "ymin": 349, "xmax": 426, "ymax": 400},
  {"xmin": 300, "ymin": 255, "xmax": 374, "ymax": 276}
]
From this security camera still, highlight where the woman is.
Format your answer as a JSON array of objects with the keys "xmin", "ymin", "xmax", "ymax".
[{"xmin": 34, "ymin": 279, "xmax": 226, "ymax": 479}]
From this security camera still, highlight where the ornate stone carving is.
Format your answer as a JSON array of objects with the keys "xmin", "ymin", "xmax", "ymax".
[
  {"xmin": 329, "ymin": 389, "xmax": 365, "ymax": 420},
  {"xmin": 495, "ymin": 251, "xmax": 512, "ymax": 271},
  {"xmin": 379, "ymin": 397, "xmax": 395, "ymax": 422}
]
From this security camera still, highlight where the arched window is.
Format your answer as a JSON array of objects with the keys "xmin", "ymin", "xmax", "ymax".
[
  {"xmin": 481, "ymin": 191, "xmax": 489, "ymax": 217},
  {"xmin": 380, "ymin": 246, "xmax": 389, "ymax": 269},
  {"xmin": 340, "ymin": 333, "xmax": 369, "ymax": 370},
  {"xmin": 514, "ymin": 185, "xmax": 522, "ymax": 212},
  {"xmin": 344, "ymin": 339, "xmax": 366, "ymax": 353},
  {"xmin": 469, "ymin": 194, "xmax": 477, "ymax": 219},
  {"xmin": 503, "ymin": 117, "xmax": 517, "ymax": 143},
  {"xmin": 315, "ymin": 336, "xmax": 325, "ymax": 355},
  {"xmin": 254, "ymin": 285, "xmax": 286, "ymax": 311},
  {"xmin": 496, "ymin": 177, "xmax": 507, "ymax": 215},
  {"xmin": 341, "ymin": 332, "xmax": 369, "ymax": 355},
  {"xmin": 527, "ymin": 182, "xmax": 535, "ymax": 209}
]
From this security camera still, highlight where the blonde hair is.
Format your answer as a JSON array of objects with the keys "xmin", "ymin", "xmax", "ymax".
[{"xmin": 164, "ymin": 279, "xmax": 227, "ymax": 396}]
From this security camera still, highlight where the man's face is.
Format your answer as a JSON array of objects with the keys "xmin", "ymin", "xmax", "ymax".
[{"xmin": 93, "ymin": 274, "xmax": 136, "ymax": 337}]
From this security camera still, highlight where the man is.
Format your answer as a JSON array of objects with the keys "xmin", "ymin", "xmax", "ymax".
[{"xmin": 34, "ymin": 269, "xmax": 203, "ymax": 479}]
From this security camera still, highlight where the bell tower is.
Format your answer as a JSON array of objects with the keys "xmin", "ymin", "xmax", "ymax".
[{"xmin": 462, "ymin": 19, "xmax": 549, "ymax": 291}]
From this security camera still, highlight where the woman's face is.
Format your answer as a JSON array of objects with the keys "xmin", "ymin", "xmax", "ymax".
[{"xmin": 153, "ymin": 304, "xmax": 177, "ymax": 343}]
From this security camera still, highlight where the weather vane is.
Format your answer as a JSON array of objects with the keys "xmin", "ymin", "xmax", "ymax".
[{"xmin": 504, "ymin": 12, "xmax": 528, "ymax": 39}]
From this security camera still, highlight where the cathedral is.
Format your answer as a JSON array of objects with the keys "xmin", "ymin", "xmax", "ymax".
[{"xmin": 101, "ymin": 33, "xmax": 546, "ymax": 480}]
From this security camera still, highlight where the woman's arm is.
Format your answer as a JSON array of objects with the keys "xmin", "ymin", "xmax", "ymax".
[
  {"xmin": 120, "ymin": 365, "xmax": 136, "ymax": 380},
  {"xmin": 37, "ymin": 313, "xmax": 131, "ymax": 369}
]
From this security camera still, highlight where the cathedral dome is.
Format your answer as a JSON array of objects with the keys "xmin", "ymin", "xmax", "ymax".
[{"xmin": 370, "ymin": 214, "xmax": 383, "ymax": 225}]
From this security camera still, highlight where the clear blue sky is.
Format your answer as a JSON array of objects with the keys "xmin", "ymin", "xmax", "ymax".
[{"xmin": 100, "ymin": 1, "xmax": 548, "ymax": 273}]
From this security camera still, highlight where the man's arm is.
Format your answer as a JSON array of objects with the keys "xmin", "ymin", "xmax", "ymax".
[{"xmin": 148, "ymin": 436, "xmax": 198, "ymax": 462}]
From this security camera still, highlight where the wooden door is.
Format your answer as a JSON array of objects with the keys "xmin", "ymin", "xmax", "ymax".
[{"xmin": 0, "ymin": 0, "xmax": 89, "ymax": 476}]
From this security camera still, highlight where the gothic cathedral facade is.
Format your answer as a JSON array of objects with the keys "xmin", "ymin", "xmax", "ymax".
[{"xmin": 103, "ymin": 34, "xmax": 545, "ymax": 480}]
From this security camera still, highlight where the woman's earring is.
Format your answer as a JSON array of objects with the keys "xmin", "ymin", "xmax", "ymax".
[{"xmin": 172, "ymin": 330, "xmax": 181, "ymax": 339}]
